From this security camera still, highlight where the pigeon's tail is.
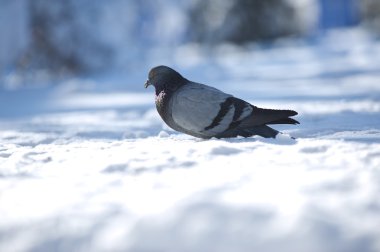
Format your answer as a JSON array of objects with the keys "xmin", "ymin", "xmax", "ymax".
[
  {"xmin": 266, "ymin": 117, "xmax": 299, "ymax": 125},
  {"xmin": 215, "ymin": 125, "xmax": 279, "ymax": 138},
  {"xmin": 242, "ymin": 125, "xmax": 280, "ymax": 138},
  {"xmin": 215, "ymin": 107, "xmax": 299, "ymax": 139},
  {"xmin": 250, "ymin": 107, "xmax": 300, "ymax": 125}
]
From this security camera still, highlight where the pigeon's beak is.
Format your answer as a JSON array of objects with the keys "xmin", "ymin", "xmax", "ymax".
[{"xmin": 144, "ymin": 79, "xmax": 151, "ymax": 88}]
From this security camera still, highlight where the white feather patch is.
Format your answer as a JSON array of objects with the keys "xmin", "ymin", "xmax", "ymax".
[{"xmin": 238, "ymin": 105, "xmax": 253, "ymax": 121}]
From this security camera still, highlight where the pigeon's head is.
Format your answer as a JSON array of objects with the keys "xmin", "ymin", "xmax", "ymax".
[{"xmin": 144, "ymin": 66, "xmax": 186, "ymax": 93}]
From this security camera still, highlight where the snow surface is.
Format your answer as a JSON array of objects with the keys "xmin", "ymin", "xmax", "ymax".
[{"xmin": 1, "ymin": 28, "xmax": 380, "ymax": 252}]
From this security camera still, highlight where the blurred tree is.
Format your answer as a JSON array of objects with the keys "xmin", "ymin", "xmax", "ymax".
[
  {"xmin": 361, "ymin": 0, "xmax": 380, "ymax": 33},
  {"xmin": 188, "ymin": 0, "xmax": 316, "ymax": 44},
  {"xmin": 16, "ymin": 0, "xmax": 187, "ymax": 74},
  {"xmin": 25, "ymin": 0, "xmax": 114, "ymax": 73},
  {"xmin": 0, "ymin": 0, "xmax": 29, "ymax": 73}
]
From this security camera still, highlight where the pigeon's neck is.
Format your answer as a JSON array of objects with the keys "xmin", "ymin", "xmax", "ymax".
[
  {"xmin": 154, "ymin": 77, "xmax": 187, "ymax": 96},
  {"xmin": 153, "ymin": 76, "xmax": 187, "ymax": 125},
  {"xmin": 155, "ymin": 90, "xmax": 171, "ymax": 125},
  {"xmin": 155, "ymin": 89, "xmax": 187, "ymax": 135},
  {"xmin": 155, "ymin": 86, "xmax": 167, "ymax": 96},
  {"xmin": 155, "ymin": 90, "xmax": 167, "ymax": 105}
]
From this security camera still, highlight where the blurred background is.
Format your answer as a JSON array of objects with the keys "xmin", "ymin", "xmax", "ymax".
[{"xmin": 0, "ymin": 0, "xmax": 379, "ymax": 89}]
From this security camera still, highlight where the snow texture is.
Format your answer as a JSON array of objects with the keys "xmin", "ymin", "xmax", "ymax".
[{"xmin": 1, "ymin": 28, "xmax": 380, "ymax": 252}]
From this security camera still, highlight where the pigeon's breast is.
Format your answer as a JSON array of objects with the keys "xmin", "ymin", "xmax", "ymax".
[{"xmin": 155, "ymin": 90, "xmax": 181, "ymax": 129}]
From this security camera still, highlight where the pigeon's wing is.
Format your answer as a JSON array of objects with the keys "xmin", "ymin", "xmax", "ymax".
[{"xmin": 170, "ymin": 83, "xmax": 253, "ymax": 137}]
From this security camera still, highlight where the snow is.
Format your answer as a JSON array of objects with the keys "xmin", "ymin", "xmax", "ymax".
[{"xmin": 1, "ymin": 28, "xmax": 380, "ymax": 252}]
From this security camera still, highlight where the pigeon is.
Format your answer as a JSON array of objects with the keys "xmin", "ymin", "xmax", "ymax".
[{"xmin": 144, "ymin": 65, "xmax": 299, "ymax": 139}]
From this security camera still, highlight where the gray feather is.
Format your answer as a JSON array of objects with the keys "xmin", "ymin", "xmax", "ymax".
[{"xmin": 170, "ymin": 83, "xmax": 235, "ymax": 137}]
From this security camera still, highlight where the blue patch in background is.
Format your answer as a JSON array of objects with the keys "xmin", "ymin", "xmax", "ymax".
[{"xmin": 319, "ymin": 0, "xmax": 360, "ymax": 29}]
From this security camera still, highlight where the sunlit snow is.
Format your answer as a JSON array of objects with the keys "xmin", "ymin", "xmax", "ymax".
[{"xmin": 1, "ymin": 28, "xmax": 380, "ymax": 252}]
